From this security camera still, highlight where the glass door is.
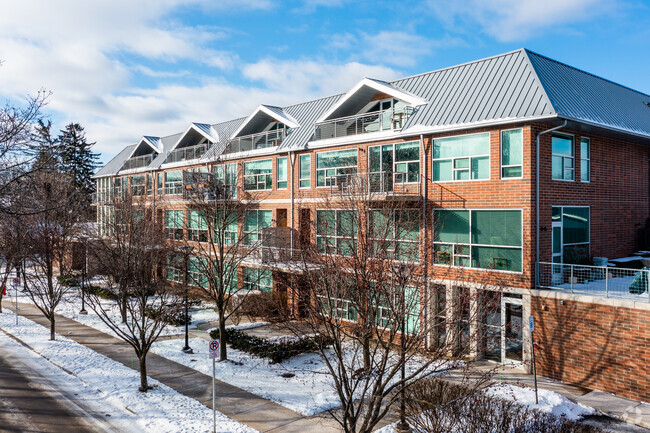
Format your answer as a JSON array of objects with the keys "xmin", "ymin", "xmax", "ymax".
[
  {"xmin": 368, "ymin": 145, "xmax": 394, "ymax": 193},
  {"xmin": 502, "ymin": 297, "xmax": 523, "ymax": 364},
  {"xmin": 552, "ymin": 219, "xmax": 563, "ymax": 284}
]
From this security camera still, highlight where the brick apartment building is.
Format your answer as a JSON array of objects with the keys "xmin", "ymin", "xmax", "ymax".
[{"xmin": 93, "ymin": 49, "xmax": 650, "ymax": 402}]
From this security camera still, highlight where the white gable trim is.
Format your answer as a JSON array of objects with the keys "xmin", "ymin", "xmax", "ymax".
[
  {"xmin": 314, "ymin": 77, "xmax": 428, "ymax": 124},
  {"xmin": 168, "ymin": 123, "xmax": 219, "ymax": 154},
  {"xmin": 125, "ymin": 137, "xmax": 161, "ymax": 160},
  {"xmin": 229, "ymin": 105, "xmax": 300, "ymax": 140}
]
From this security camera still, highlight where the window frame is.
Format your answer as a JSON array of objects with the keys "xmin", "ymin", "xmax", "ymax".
[
  {"xmin": 500, "ymin": 128, "xmax": 523, "ymax": 180},
  {"xmin": 277, "ymin": 156, "xmax": 288, "ymax": 189},
  {"xmin": 368, "ymin": 208, "xmax": 421, "ymax": 262},
  {"xmin": 214, "ymin": 163, "xmax": 238, "ymax": 198},
  {"xmin": 316, "ymin": 148, "xmax": 358, "ymax": 188},
  {"xmin": 243, "ymin": 158, "xmax": 273, "ymax": 191},
  {"xmin": 580, "ymin": 137, "xmax": 590, "ymax": 183},
  {"xmin": 552, "ymin": 205, "xmax": 590, "ymax": 263},
  {"xmin": 299, "ymin": 154, "xmax": 311, "ymax": 188},
  {"xmin": 164, "ymin": 170, "xmax": 184, "ymax": 195},
  {"xmin": 433, "ymin": 208, "xmax": 523, "ymax": 273},
  {"xmin": 368, "ymin": 141, "xmax": 420, "ymax": 186},
  {"xmin": 243, "ymin": 209, "xmax": 272, "ymax": 246},
  {"xmin": 242, "ymin": 267, "xmax": 273, "ymax": 292},
  {"xmin": 315, "ymin": 209, "xmax": 358, "ymax": 256},
  {"xmin": 551, "ymin": 133, "xmax": 575, "ymax": 182},
  {"xmin": 432, "ymin": 132, "xmax": 491, "ymax": 182}
]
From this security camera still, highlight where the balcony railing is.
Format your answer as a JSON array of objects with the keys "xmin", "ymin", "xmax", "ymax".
[
  {"xmin": 182, "ymin": 172, "xmax": 235, "ymax": 201},
  {"xmin": 314, "ymin": 107, "xmax": 413, "ymax": 141},
  {"xmin": 537, "ymin": 262, "xmax": 650, "ymax": 302},
  {"xmin": 122, "ymin": 154, "xmax": 153, "ymax": 171},
  {"xmin": 224, "ymin": 129, "xmax": 287, "ymax": 155},
  {"xmin": 165, "ymin": 143, "xmax": 208, "ymax": 164},
  {"xmin": 327, "ymin": 171, "xmax": 421, "ymax": 198}
]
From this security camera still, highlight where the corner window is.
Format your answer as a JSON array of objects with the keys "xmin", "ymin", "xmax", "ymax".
[
  {"xmin": 299, "ymin": 154, "xmax": 311, "ymax": 188},
  {"xmin": 434, "ymin": 209, "xmax": 522, "ymax": 272},
  {"xmin": 580, "ymin": 138, "xmax": 590, "ymax": 182},
  {"xmin": 433, "ymin": 133, "xmax": 490, "ymax": 181},
  {"xmin": 552, "ymin": 134, "xmax": 574, "ymax": 181},
  {"xmin": 243, "ymin": 267, "xmax": 273, "ymax": 292},
  {"xmin": 277, "ymin": 157, "xmax": 287, "ymax": 189},
  {"xmin": 501, "ymin": 129, "xmax": 522, "ymax": 178},
  {"xmin": 243, "ymin": 159, "xmax": 272, "ymax": 191}
]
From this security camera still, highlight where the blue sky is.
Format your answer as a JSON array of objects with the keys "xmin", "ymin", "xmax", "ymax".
[{"xmin": 0, "ymin": 0, "xmax": 649, "ymax": 163}]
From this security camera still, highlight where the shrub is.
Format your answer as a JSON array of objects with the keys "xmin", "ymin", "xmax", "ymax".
[
  {"xmin": 209, "ymin": 327, "xmax": 332, "ymax": 364},
  {"xmin": 57, "ymin": 273, "xmax": 79, "ymax": 287},
  {"xmin": 230, "ymin": 291, "xmax": 288, "ymax": 325},
  {"xmin": 86, "ymin": 285, "xmax": 118, "ymax": 300},
  {"xmin": 405, "ymin": 378, "xmax": 604, "ymax": 433},
  {"xmin": 145, "ymin": 304, "xmax": 190, "ymax": 326}
]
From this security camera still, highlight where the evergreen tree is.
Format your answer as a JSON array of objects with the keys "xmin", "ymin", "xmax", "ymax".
[{"xmin": 57, "ymin": 123, "xmax": 99, "ymax": 213}]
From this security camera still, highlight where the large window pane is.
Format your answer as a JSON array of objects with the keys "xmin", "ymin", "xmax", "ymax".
[
  {"xmin": 562, "ymin": 207, "xmax": 589, "ymax": 244},
  {"xmin": 435, "ymin": 210, "xmax": 470, "ymax": 243},
  {"xmin": 434, "ymin": 133, "xmax": 489, "ymax": 159},
  {"xmin": 501, "ymin": 129, "xmax": 522, "ymax": 178},
  {"xmin": 300, "ymin": 154, "xmax": 311, "ymax": 188},
  {"xmin": 433, "ymin": 133, "xmax": 490, "ymax": 181},
  {"xmin": 471, "ymin": 210, "xmax": 521, "ymax": 246},
  {"xmin": 471, "ymin": 246, "xmax": 522, "ymax": 272}
]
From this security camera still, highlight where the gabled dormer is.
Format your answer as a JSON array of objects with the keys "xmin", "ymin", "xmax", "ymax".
[
  {"xmin": 224, "ymin": 105, "xmax": 299, "ymax": 154},
  {"xmin": 121, "ymin": 136, "xmax": 162, "ymax": 170},
  {"xmin": 164, "ymin": 123, "xmax": 217, "ymax": 164},
  {"xmin": 314, "ymin": 77, "xmax": 427, "ymax": 141}
]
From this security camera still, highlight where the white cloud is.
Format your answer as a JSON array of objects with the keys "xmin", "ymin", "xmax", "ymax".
[{"xmin": 427, "ymin": 0, "xmax": 615, "ymax": 42}]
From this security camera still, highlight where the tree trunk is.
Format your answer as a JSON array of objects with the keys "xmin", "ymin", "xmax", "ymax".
[
  {"xmin": 50, "ymin": 315, "xmax": 55, "ymax": 341},
  {"xmin": 362, "ymin": 336, "xmax": 371, "ymax": 372},
  {"xmin": 219, "ymin": 315, "xmax": 227, "ymax": 361},
  {"xmin": 121, "ymin": 291, "xmax": 127, "ymax": 323},
  {"xmin": 138, "ymin": 353, "xmax": 148, "ymax": 392}
]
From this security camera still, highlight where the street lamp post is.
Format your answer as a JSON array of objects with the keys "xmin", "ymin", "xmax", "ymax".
[
  {"xmin": 79, "ymin": 236, "xmax": 88, "ymax": 315},
  {"xmin": 392, "ymin": 264, "xmax": 412, "ymax": 433},
  {"xmin": 179, "ymin": 246, "xmax": 193, "ymax": 354}
]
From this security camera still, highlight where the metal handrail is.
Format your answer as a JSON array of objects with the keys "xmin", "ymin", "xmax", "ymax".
[
  {"xmin": 314, "ymin": 107, "xmax": 413, "ymax": 140},
  {"xmin": 165, "ymin": 143, "xmax": 208, "ymax": 164},
  {"xmin": 327, "ymin": 171, "xmax": 421, "ymax": 196},
  {"xmin": 224, "ymin": 129, "xmax": 287, "ymax": 154},
  {"xmin": 122, "ymin": 154, "xmax": 153, "ymax": 170}
]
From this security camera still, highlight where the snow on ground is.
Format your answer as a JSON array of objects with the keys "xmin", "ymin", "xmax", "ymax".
[
  {"xmin": 0, "ymin": 310, "xmax": 257, "ymax": 433},
  {"xmin": 151, "ymin": 336, "xmax": 339, "ymax": 416},
  {"xmin": 486, "ymin": 383, "xmax": 595, "ymax": 421}
]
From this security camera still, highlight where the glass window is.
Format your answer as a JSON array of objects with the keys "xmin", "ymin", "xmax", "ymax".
[
  {"xmin": 164, "ymin": 209, "xmax": 184, "ymax": 240},
  {"xmin": 130, "ymin": 175, "xmax": 145, "ymax": 196},
  {"xmin": 433, "ymin": 133, "xmax": 490, "ymax": 181},
  {"xmin": 166, "ymin": 254, "xmax": 183, "ymax": 283},
  {"xmin": 299, "ymin": 154, "xmax": 311, "ymax": 188},
  {"xmin": 242, "ymin": 267, "xmax": 273, "ymax": 292},
  {"xmin": 501, "ymin": 129, "xmax": 523, "ymax": 178},
  {"xmin": 214, "ymin": 163, "xmax": 237, "ymax": 198},
  {"xmin": 243, "ymin": 159, "xmax": 272, "ymax": 191},
  {"xmin": 146, "ymin": 173, "xmax": 152, "ymax": 196},
  {"xmin": 188, "ymin": 210, "xmax": 208, "ymax": 242},
  {"xmin": 434, "ymin": 209, "xmax": 522, "ymax": 272},
  {"xmin": 553, "ymin": 206, "xmax": 590, "ymax": 264},
  {"xmin": 580, "ymin": 138, "xmax": 590, "ymax": 182},
  {"xmin": 277, "ymin": 157, "xmax": 287, "ymax": 189},
  {"xmin": 552, "ymin": 134, "xmax": 574, "ymax": 180},
  {"xmin": 369, "ymin": 209, "xmax": 420, "ymax": 261},
  {"xmin": 316, "ymin": 149, "xmax": 358, "ymax": 187},
  {"xmin": 316, "ymin": 209, "xmax": 357, "ymax": 256},
  {"xmin": 188, "ymin": 256, "xmax": 208, "ymax": 288},
  {"xmin": 213, "ymin": 210, "xmax": 238, "ymax": 245},
  {"xmin": 368, "ymin": 141, "xmax": 420, "ymax": 191},
  {"xmin": 243, "ymin": 210, "xmax": 272, "ymax": 245},
  {"xmin": 164, "ymin": 170, "xmax": 183, "ymax": 195}
]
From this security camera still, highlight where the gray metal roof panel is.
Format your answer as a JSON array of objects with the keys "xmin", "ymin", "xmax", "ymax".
[
  {"xmin": 94, "ymin": 145, "xmax": 136, "ymax": 178},
  {"xmin": 526, "ymin": 49, "xmax": 650, "ymax": 137}
]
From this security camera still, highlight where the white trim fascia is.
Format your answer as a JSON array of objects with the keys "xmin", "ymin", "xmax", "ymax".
[
  {"xmin": 213, "ymin": 146, "xmax": 280, "ymax": 162},
  {"xmin": 230, "ymin": 105, "xmax": 300, "ymax": 140},
  {"xmin": 314, "ymin": 77, "xmax": 428, "ymax": 124},
  {"xmin": 168, "ymin": 123, "xmax": 219, "ymax": 154}
]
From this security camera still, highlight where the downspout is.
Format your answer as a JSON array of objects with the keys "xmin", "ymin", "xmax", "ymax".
[
  {"xmin": 420, "ymin": 134, "xmax": 429, "ymax": 349},
  {"xmin": 535, "ymin": 119, "xmax": 567, "ymax": 287},
  {"xmin": 289, "ymin": 151, "xmax": 296, "ymax": 250}
]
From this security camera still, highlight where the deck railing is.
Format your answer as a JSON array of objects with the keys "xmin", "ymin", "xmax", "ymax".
[
  {"xmin": 537, "ymin": 262, "xmax": 650, "ymax": 302},
  {"xmin": 314, "ymin": 107, "xmax": 413, "ymax": 141},
  {"xmin": 327, "ymin": 171, "xmax": 421, "ymax": 197},
  {"xmin": 122, "ymin": 154, "xmax": 153, "ymax": 170},
  {"xmin": 165, "ymin": 143, "xmax": 208, "ymax": 164},
  {"xmin": 224, "ymin": 129, "xmax": 286, "ymax": 154}
]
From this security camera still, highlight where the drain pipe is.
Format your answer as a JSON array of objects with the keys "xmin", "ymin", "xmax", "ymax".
[
  {"xmin": 419, "ymin": 134, "xmax": 429, "ymax": 349},
  {"xmin": 535, "ymin": 120, "xmax": 567, "ymax": 287},
  {"xmin": 289, "ymin": 151, "xmax": 296, "ymax": 250}
]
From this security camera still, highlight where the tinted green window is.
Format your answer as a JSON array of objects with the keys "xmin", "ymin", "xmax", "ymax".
[
  {"xmin": 244, "ymin": 159, "xmax": 272, "ymax": 190},
  {"xmin": 277, "ymin": 157, "xmax": 287, "ymax": 189},
  {"xmin": 471, "ymin": 210, "xmax": 521, "ymax": 246},
  {"xmin": 188, "ymin": 210, "xmax": 208, "ymax": 230},
  {"xmin": 552, "ymin": 134, "xmax": 574, "ymax": 180},
  {"xmin": 436, "ymin": 210, "xmax": 470, "ymax": 243},
  {"xmin": 433, "ymin": 133, "xmax": 489, "ymax": 181},
  {"xmin": 562, "ymin": 207, "xmax": 589, "ymax": 244},
  {"xmin": 299, "ymin": 154, "xmax": 311, "ymax": 188},
  {"xmin": 471, "ymin": 246, "xmax": 522, "ymax": 272},
  {"xmin": 164, "ymin": 210, "xmax": 183, "ymax": 228},
  {"xmin": 316, "ymin": 149, "xmax": 358, "ymax": 187},
  {"xmin": 580, "ymin": 138, "xmax": 590, "ymax": 182},
  {"xmin": 501, "ymin": 129, "xmax": 523, "ymax": 178}
]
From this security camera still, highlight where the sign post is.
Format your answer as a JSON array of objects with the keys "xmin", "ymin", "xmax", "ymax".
[
  {"xmin": 209, "ymin": 339, "xmax": 220, "ymax": 433},
  {"xmin": 12, "ymin": 277, "xmax": 20, "ymax": 325},
  {"xmin": 529, "ymin": 315, "xmax": 538, "ymax": 405}
]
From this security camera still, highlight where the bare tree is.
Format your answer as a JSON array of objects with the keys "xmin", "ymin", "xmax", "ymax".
[
  {"xmin": 180, "ymin": 163, "xmax": 273, "ymax": 361},
  {"xmin": 21, "ymin": 170, "xmax": 81, "ymax": 339},
  {"xmin": 285, "ymin": 175, "xmax": 503, "ymax": 433},
  {"xmin": 0, "ymin": 206, "xmax": 23, "ymax": 313},
  {"xmin": 88, "ymin": 192, "xmax": 177, "ymax": 392}
]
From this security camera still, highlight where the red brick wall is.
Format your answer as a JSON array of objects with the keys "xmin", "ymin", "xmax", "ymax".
[{"xmin": 532, "ymin": 296, "xmax": 650, "ymax": 402}]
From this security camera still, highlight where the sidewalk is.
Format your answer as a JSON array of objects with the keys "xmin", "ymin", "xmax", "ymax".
[{"xmin": 5, "ymin": 302, "xmax": 342, "ymax": 433}]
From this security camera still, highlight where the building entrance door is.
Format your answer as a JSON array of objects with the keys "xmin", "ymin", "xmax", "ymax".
[{"xmin": 502, "ymin": 296, "xmax": 523, "ymax": 365}]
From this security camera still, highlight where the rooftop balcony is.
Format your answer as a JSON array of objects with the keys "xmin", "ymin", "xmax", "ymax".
[
  {"xmin": 537, "ymin": 262, "xmax": 650, "ymax": 302},
  {"xmin": 165, "ymin": 142, "xmax": 208, "ymax": 164},
  {"xmin": 314, "ymin": 107, "xmax": 413, "ymax": 141},
  {"xmin": 327, "ymin": 171, "xmax": 421, "ymax": 199},
  {"xmin": 224, "ymin": 129, "xmax": 286, "ymax": 155},
  {"xmin": 122, "ymin": 154, "xmax": 153, "ymax": 171}
]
